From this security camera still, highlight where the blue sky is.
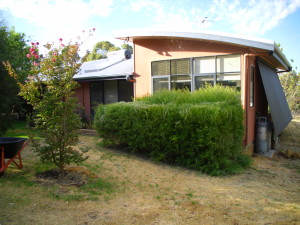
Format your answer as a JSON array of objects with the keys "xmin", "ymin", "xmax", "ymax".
[{"xmin": 1, "ymin": 0, "xmax": 300, "ymax": 71}]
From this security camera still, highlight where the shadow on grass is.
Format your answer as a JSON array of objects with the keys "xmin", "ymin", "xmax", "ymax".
[{"xmin": 2, "ymin": 120, "xmax": 40, "ymax": 139}]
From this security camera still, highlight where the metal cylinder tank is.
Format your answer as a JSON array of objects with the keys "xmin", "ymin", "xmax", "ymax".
[{"xmin": 255, "ymin": 117, "xmax": 272, "ymax": 154}]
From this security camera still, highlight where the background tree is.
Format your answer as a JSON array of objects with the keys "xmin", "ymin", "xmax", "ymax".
[
  {"xmin": 86, "ymin": 41, "xmax": 120, "ymax": 61},
  {"xmin": 276, "ymin": 43, "xmax": 299, "ymax": 113},
  {"xmin": 4, "ymin": 32, "xmax": 94, "ymax": 178},
  {"xmin": 279, "ymin": 70, "xmax": 300, "ymax": 113},
  {"xmin": 85, "ymin": 41, "xmax": 133, "ymax": 62},
  {"xmin": 0, "ymin": 18, "xmax": 31, "ymax": 135},
  {"xmin": 94, "ymin": 41, "xmax": 120, "ymax": 55}
]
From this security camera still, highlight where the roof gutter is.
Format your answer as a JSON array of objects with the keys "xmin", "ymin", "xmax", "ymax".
[
  {"xmin": 273, "ymin": 44, "xmax": 292, "ymax": 72},
  {"xmin": 73, "ymin": 75, "xmax": 128, "ymax": 82}
]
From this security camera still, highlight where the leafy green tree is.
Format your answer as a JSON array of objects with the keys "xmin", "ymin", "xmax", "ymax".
[
  {"xmin": 4, "ymin": 32, "xmax": 94, "ymax": 178},
  {"xmin": 86, "ymin": 51, "xmax": 103, "ymax": 61},
  {"xmin": 85, "ymin": 41, "xmax": 120, "ymax": 61},
  {"xmin": 0, "ymin": 21, "xmax": 31, "ymax": 135},
  {"xmin": 276, "ymin": 43, "xmax": 299, "ymax": 113},
  {"xmin": 108, "ymin": 46, "xmax": 121, "ymax": 52},
  {"xmin": 94, "ymin": 41, "xmax": 118, "ymax": 55},
  {"xmin": 279, "ymin": 70, "xmax": 300, "ymax": 113}
]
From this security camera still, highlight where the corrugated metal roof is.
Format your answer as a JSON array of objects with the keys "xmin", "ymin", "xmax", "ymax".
[{"xmin": 73, "ymin": 49, "xmax": 134, "ymax": 80}]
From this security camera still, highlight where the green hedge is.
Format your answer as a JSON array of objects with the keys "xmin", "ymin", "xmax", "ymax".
[{"xmin": 94, "ymin": 86, "xmax": 251, "ymax": 175}]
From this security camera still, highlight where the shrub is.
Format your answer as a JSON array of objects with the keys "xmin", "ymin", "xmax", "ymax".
[
  {"xmin": 4, "ymin": 31, "xmax": 95, "ymax": 178},
  {"xmin": 95, "ymin": 86, "xmax": 251, "ymax": 175}
]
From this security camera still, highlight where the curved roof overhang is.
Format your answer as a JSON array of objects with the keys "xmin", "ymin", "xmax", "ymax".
[{"xmin": 115, "ymin": 30, "xmax": 291, "ymax": 72}]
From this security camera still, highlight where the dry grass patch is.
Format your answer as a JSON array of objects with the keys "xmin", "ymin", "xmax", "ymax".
[
  {"xmin": 277, "ymin": 118, "xmax": 300, "ymax": 158},
  {"xmin": 0, "ymin": 135, "xmax": 299, "ymax": 225}
]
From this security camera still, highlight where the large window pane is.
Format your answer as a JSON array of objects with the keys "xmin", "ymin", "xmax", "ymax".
[
  {"xmin": 90, "ymin": 81, "xmax": 104, "ymax": 117},
  {"xmin": 118, "ymin": 80, "xmax": 133, "ymax": 102},
  {"xmin": 217, "ymin": 73, "xmax": 240, "ymax": 81},
  {"xmin": 171, "ymin": 59, "xmax": 190, "ymax": 75},
  {"xmin": 217, "ymin": 55, "xmax": 241, "ymax": 73},
  {"xmin": 194, "ymin": 76, "xmax": 214, "ymax": 90},
  {"xmin": 217, "ymin": 77, "xmax": 241, "ymax": 91},
  {"xmin": 104, "ymin": 80, "xmax": 118, "ymax": 104},
  {"xmin": 194, "ymin": 57, "xmax": 215, "ymax": 74},
  {"xmin": 171, "ymin": 75, "xmax": 191, "ymax": 91},
  {"xmin": 152, "ymin": 61, "xmax": 170, "ymax": 76},
  {"xmin": 153, "ymin": 77, "xmax": 169, "ymax": 93},
  {"xmin": 217, "ymin": 54, "xmax": 241, "ymax": 90}
]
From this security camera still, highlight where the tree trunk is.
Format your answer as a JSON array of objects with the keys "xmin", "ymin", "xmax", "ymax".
[{"xmin": 59, "ymin": 166, "xmax": 65, "ymax": 180}]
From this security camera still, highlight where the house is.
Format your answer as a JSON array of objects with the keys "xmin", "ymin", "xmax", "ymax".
[
  {"xmin": 73, "ymin": 49, "xmax": 134, "ymax": 118},
  {"xmin": 111, "ymin": 30, "xmax": 292, "ymax": 154}
]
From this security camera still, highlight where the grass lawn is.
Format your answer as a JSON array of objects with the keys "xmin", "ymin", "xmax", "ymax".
[
  {"xmin": 2, "ymin": 120, "xmax": 39, "ymax": 138},
  {"xmin": 0, "ymin": 120, "xmax": 299, "ymax": 225}
]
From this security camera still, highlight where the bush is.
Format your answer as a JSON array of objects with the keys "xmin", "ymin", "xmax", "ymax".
[{"xmin": 95, "ymin": 86, "xmax": 251, "ymax": 175}]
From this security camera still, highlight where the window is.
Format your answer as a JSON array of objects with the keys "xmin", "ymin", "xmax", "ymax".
[
  {"xmin": 250, "ymin": 66, "xmax": 254, "ymax": 107},
  {"xmin": 216, "ymin": 55, "xmax": 241, "ymax": 91},
  {"xmin": 90, "ymin": 81, "xmax": 104, "ymax": 117},
  {"xmin": 171, "ymin": 75, "xmax": 191, "ymax": 91},
  {"xmin": 152, "ymin": 58, "xmax": 191, "ymax": 92},
  {"xmin": 171, "ymin": 58, "xmax": 190, "ymax": 75},
  {"xmin": 193, "ymin": 56, "xmax": 216, "ymax": 89},
  {"xmin": 217, "ymin": 54, "xmax": 240, "ymax": 73},
  {"xmin": 153, "ymin": 77, "xmax": 169, "ymax": 92},
  {"xmin": 118, "ymin": 80, "xmax": 134, "ymax": 102},
  {"xmin": 90, "ymin": 80, "xmax": 133, "ymax": 117},
  {"xmin": 170, "ymin": 59, "xmax": 191, "ymax": 91},
  {"xmin": 194, "ymin": 57, "xmax": 215, "ymax": 74},
  {"xmin": 104, "ymin": 80, "xmax": 118, "ymax": 104},
  {"xmin": 152, "ymin": 60, "xmax": 170, "ymax": 76},
  {"xmin": 151, "ymin": 54, "xmax": 241, "ymax": 93},
  {"xmin": 194, "ymin": 76, "xmax": 214, "ymax": 89}
]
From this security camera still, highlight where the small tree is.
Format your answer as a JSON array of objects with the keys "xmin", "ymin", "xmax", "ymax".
[{"xmin": 4, "ymin": 30, "xmax": 95, "ymax": 178}]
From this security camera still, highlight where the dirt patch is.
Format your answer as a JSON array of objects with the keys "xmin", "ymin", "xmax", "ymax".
[{"xmin": 35, "ymin": 167, "xmax": 91, "ymax": 187}]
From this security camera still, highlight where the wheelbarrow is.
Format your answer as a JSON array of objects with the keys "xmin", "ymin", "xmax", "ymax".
[{"xmin": 0, "ymin": 137, "xmax": 29, "ymax": 175}]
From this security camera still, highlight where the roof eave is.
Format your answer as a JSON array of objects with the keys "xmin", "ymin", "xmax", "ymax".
[
  {"xmin": 115, "ymin": 30, "xmax": 292, "ymax": 71},
  {"xmin": 73, "ymin": 72, "xmax": 133, "ymax": 81},
  {"xmin": 114, "ymin": 30, "xmax": 275, "ymax": 51},
  {"xmin": 273, "ymin": 44, "xmax": 292, "ymax": 71}
]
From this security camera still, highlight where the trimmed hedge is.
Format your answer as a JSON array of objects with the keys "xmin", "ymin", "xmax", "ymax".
[{"xmin": 94, "ymin": 86, "xmax": 251, "ymax": 175}]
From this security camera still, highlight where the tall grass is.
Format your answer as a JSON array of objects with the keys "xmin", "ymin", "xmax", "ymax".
[{"xmin": 138, "ymin": 85, "xmax": 241, "ymax": 105}]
